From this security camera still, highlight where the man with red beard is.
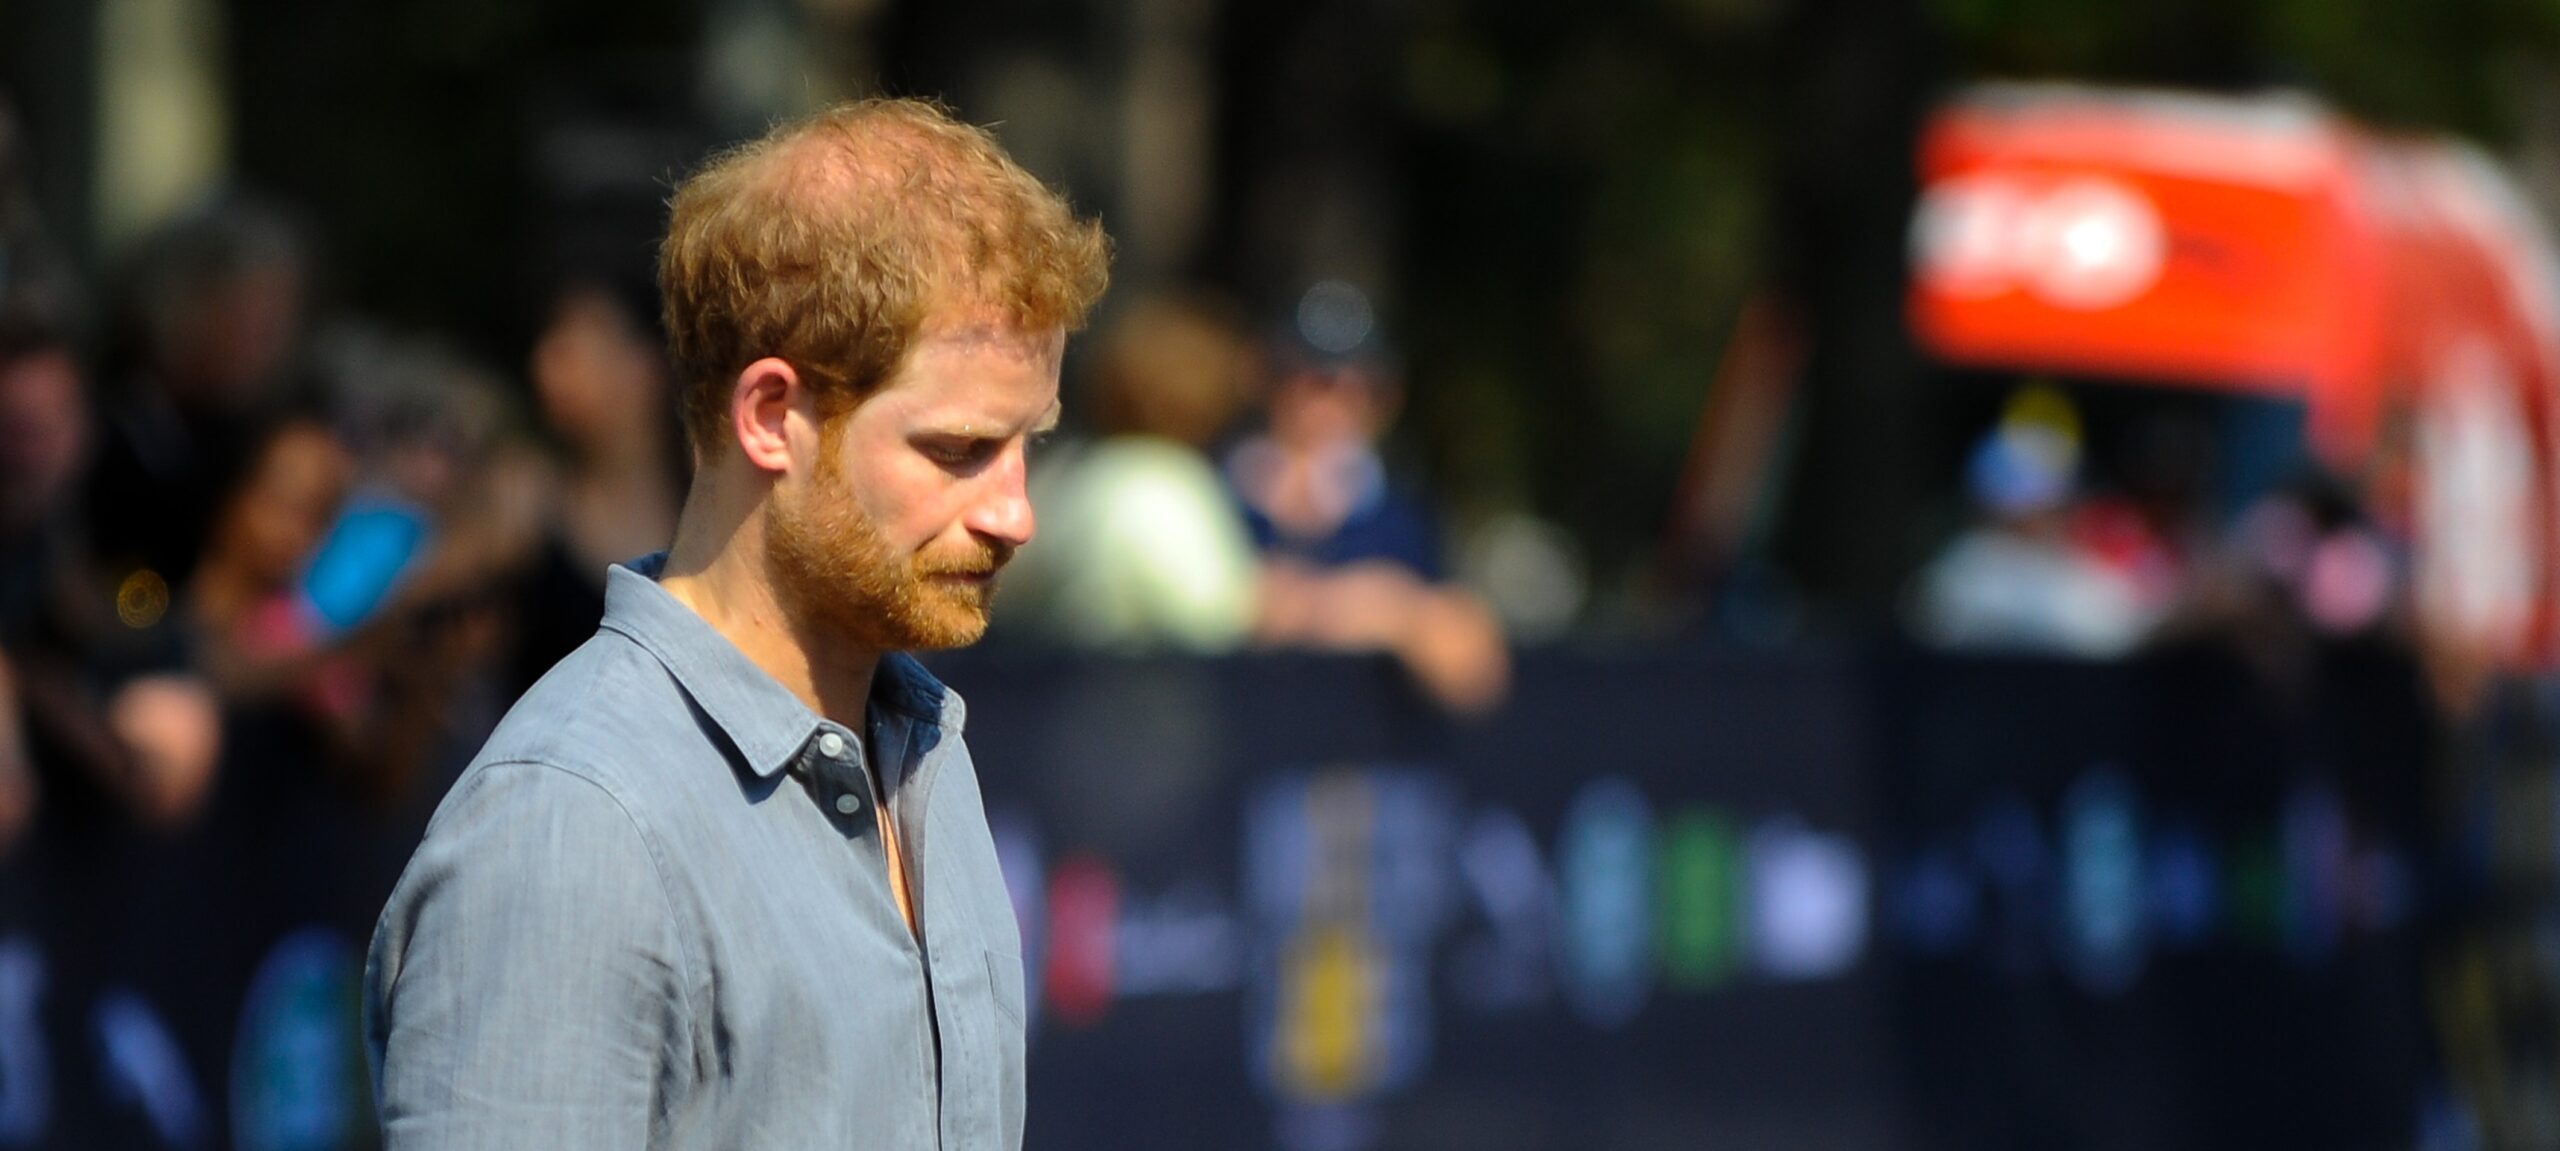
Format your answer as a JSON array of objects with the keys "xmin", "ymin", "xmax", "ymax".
[{"xmin": 365, "ymin": 99, "xmax": 1109, "ymax": 1151}]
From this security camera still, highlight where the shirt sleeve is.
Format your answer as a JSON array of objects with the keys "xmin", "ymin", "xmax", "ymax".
[{"xmin": 365, "ymin": 760, "xmax": 693, "ymax": 1150}]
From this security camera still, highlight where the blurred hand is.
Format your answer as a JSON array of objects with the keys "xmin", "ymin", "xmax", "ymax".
[
  {"xmin": 1303, "ymin": 562, "xmax": 1429, "ymax": 649},
  {"xmin": 1251, "ymin": 561, "xmax": 1323, "ymax": 643},
  {"xmin": 1254, "ymin": 560, "xmax": 1512, "ymax": 716},
  {"xmin": 107, "ymin": 675, "xmax": 223, "ymax": 828},
  {"xmin": 1397, "ymin": 589, "xmax": 1511, "ymax": 717}
]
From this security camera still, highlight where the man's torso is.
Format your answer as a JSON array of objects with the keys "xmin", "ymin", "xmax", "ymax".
[{"xmin": 365, "ymin": 559, "xmax": 1026, "ymax": 1151}]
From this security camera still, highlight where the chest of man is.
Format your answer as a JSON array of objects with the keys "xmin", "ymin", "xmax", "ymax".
[{"xmin": 648, "ymin": 729, "xmax": 1029, "ymax": 1151}]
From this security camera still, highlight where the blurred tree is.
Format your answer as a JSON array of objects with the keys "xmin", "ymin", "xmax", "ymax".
[
  {"xmin": 1935, "ymin": 0, "xmax": 2560, "ymax": 148},
  {"xmin": 0, "ymin": 0, "xmax": 98, "ymax": 276},
  {"xmin": 224, "ymin": 0, "xmax": 698, "ymax": 361},
  {"xmin": 1759, "ymin": 0, "xmax": 1934, "ymax": 617},
  {"xmin": 1392, "ymin": 0, "xmax": 1781, "ymax": 629}
]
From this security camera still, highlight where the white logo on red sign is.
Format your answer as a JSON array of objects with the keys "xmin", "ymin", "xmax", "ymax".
[{"xmin": 1914, "ymin": 175, "xmax": 2167, "ymax": 311}]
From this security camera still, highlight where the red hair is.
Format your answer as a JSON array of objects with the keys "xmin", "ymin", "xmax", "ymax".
[{"xmin": 659, "ymin": 98, "xmax": 1111, "ymax": 456}]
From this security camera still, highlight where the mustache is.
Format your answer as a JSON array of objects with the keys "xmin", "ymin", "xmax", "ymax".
[{"xmin": 916, "ymin": 540, "xmax": 1014, "ymax": 577}]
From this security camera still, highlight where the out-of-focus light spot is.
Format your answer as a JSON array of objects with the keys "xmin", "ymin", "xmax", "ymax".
[
  {"xmin": 1657, "ymin": 811, "xmax": 1744, "ymax": 991},
  {"xmin": 1912, "ymin": 174, "xmax": 2025, "ymax": 299},
  {"xmin": 1044, "ymin": 855, "xmax": 1119, "ymax": 1029},
  {"xmin": 2022, "ymin": 180, "xmax": 2164, "ymax": 310},
  {"xmin": 1460, "ymin": 512, "xmax": 1586, "ymax": 643},
  {"xmin": 2303, "ymin": 528, "xmax": 2393, "ymax": 634},
  {"xmin": 2059, "ymin": 768, "xmax": 2145, "ymax": 994},
  {"xmin": 117, "ymin": 569, "xmax": 170, "ymax": 630},
  {"xmin": 1748, "ymin": 817, "xmax": 1869, "ymax": 981},
  {"xmin": 1295, "ymin": 281, "xmax": 1376, "ymax": 358},
  {"xmin": 1277, "ymin": 924, "xmax": 1380, "ymax": 1101},
  {"xmin": 1912, "ymin": 174, "xmax": 2165, "ymax": 310},
  {"xmin": 2415, "ymin": 338, "xmax": 2537, "ymax": 650},
  {"xmin": 231, "ymin": 928, "xmax": 359, "ymax": 1151},
  {"xmin": 1557, "ymin": 777, "xmax": 1655, "ymax": 1026}
]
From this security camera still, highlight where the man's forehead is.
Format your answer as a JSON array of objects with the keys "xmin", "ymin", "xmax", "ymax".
[
  {"xmin": 912, "ymin": 314, "xmax": 1067, "ymax": 360},
  {"xmin": 862, "ymin": 321, "xmax": 1066, "ymax": 421}
]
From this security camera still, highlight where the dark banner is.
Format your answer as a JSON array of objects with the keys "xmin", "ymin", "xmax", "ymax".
[{"xmin": 0, "ymin": 645, "xmax": 2447, "ymax": 1150}]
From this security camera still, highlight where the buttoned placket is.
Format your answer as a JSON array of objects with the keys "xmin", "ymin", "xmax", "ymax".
[
  {"xmin": 802, "ymin": 726, "xmax": 868, "ymax": 822},
  {"xmin": 806, "ymin": 722, "xmax": 921, "ymax": 938}
]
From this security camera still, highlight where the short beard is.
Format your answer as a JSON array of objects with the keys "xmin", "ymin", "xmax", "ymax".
[{"xmin": 763, "ymin": 464, "xmax": 1011, "ymax": 653}]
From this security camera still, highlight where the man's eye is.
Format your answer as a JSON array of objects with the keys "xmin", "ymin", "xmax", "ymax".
[{"xmin": 921, "ymin": 438, "xmax": 997, "ymax": 466}]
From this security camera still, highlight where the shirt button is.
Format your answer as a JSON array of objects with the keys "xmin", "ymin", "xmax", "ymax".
[
  {"xmin": 818, "ymin": 731, "xmax": 847, "ymax": 759},
  {"xmin": 834, "ymin": 793, "xmax": 862, "ymax": 816}
]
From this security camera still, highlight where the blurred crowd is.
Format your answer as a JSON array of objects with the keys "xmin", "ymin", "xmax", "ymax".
[
  {"xmin": 997, "ymin": 283, "xmax": 1509, "ymax": 711},
  {"xmin": 0, "ymin": 189, "xmax": 661, "ymax": 851},
  {"xmin": 0, "ymin": 106, "xmax": 1520, "ymax": 858},
  {"xmin": 1903, "ymin": 380, "xmax": 2419, "ymax": 687},
  {"xmin": 0, "ymin": 79, "xmax": 2447, "ymax": 873}
]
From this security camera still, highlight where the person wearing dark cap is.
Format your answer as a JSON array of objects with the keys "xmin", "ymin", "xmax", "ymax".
[{"xmin": 1226, "ymin": 280, "xmax": 1510, "ymax": 714}]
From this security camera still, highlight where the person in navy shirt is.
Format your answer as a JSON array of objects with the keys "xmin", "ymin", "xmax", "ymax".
[{"xmin": 1224, "ymin": 281, "xmax": 1508, "ymax": 713}]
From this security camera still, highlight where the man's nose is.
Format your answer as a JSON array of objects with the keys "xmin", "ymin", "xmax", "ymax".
[{"xmin": 966, "ymin": 446, "xmax": 1036, "ymax": 548}]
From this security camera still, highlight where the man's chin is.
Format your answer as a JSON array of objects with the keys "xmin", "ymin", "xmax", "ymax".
[
  {"xmin": 901, "ymin": 614, "xmax": 990, "ymax": 651},
  {"xmin": 899, "ymin": 587, "xmax": 995, "ymax": 650}
]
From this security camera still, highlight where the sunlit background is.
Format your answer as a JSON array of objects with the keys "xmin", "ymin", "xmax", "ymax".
[{"xmin": 8, "ymin": 0, "xmax": 2560, "ymax": 1148}]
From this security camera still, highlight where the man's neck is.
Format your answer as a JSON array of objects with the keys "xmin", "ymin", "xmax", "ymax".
[{"xmin": 659, "ymin": 508, "xmax": 881, "ymax": 727}]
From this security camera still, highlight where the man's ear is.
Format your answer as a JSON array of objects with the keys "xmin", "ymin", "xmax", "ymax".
[{"xmin": 731, "ymin": 357, "xmax": 802, "ymax": 475}]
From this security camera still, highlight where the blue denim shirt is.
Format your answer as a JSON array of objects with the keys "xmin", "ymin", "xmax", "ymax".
[{"xmin": 365, "ymin": 554, "xmax": 1027, "ymax": 1150}]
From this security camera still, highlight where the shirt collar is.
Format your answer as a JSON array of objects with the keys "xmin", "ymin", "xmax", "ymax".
[{"xmin": 598, "ymin": 552, "xmax": 968, "ymax": 780}]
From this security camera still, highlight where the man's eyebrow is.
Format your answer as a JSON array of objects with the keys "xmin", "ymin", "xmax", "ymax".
[{"xmin": 1030, "ymin": 401, "xmax": 1063, "ymax": 435}]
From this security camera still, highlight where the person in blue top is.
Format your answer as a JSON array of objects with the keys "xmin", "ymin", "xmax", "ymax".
[{"xmin": 1224, "ymin": 281, "xmax": 1508, "ymax": 713}]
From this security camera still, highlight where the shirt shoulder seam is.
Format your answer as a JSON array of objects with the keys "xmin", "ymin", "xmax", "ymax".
[{"xmin": 476, "ymin": 755, "xmax": 708, "ymax": 1044}]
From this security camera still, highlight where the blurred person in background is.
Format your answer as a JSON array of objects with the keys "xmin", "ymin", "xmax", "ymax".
[
  {"xmin": 86, "ymin": 194, "xmax": 311, "ymax": 600},
  {"xmin": 305, "ymin": 328, "xmax": 544, "ymax": 803},
  {"xmin": 0, "ymin": 252, "xmax": 223, "ymax": 834},
  {"xmin": 1226, "ymin": 281, "xmax": 1509, "ymax": 713},
  {"xmin": 181, "ymin": 329, "xmax": 541, "ymax": 813},
  {"xmin": 315, "ymin": 326, "xmax": 548, "ymax": 619},
  {"xmin": 0, "ymin": 304, "xmax": 87, "ymax": 841},
  {"xmin": 2166, "ymin": 467, "xmax": 2404, "ymax": 691},
  {"xmin": 183, "ymin": 416, "xmax": 355, "ymax": 786},
  {"xmin": 997, "ymin": 291, "xmax": 1261, "ymax": 651},
  {"xmin": 1907, "ymin": 385, "xmax": 2181, "ymax": 658},
  {"xmin": 0, "ymin": 111, "xmax": 80, "ymax": 840},
  {"xmin": 185, "ymin": 420, "xmax": 352, "ymax": 679},
  {"xmin": 507, "ymin": 279, "xmax": 684, "ymax": 698},
  {"xmin": 367, "ymin": 98, "xmax": 1109, "ymax": 1151}
]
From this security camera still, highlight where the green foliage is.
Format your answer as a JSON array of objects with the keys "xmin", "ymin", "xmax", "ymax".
[
  {"xmin": 1399, "ymin": 0, "xmax": 1774, "ymax": 594},
  {"xmin": 1936, "ymin": 0, "xmax": 2560, "ymax": 142}
]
